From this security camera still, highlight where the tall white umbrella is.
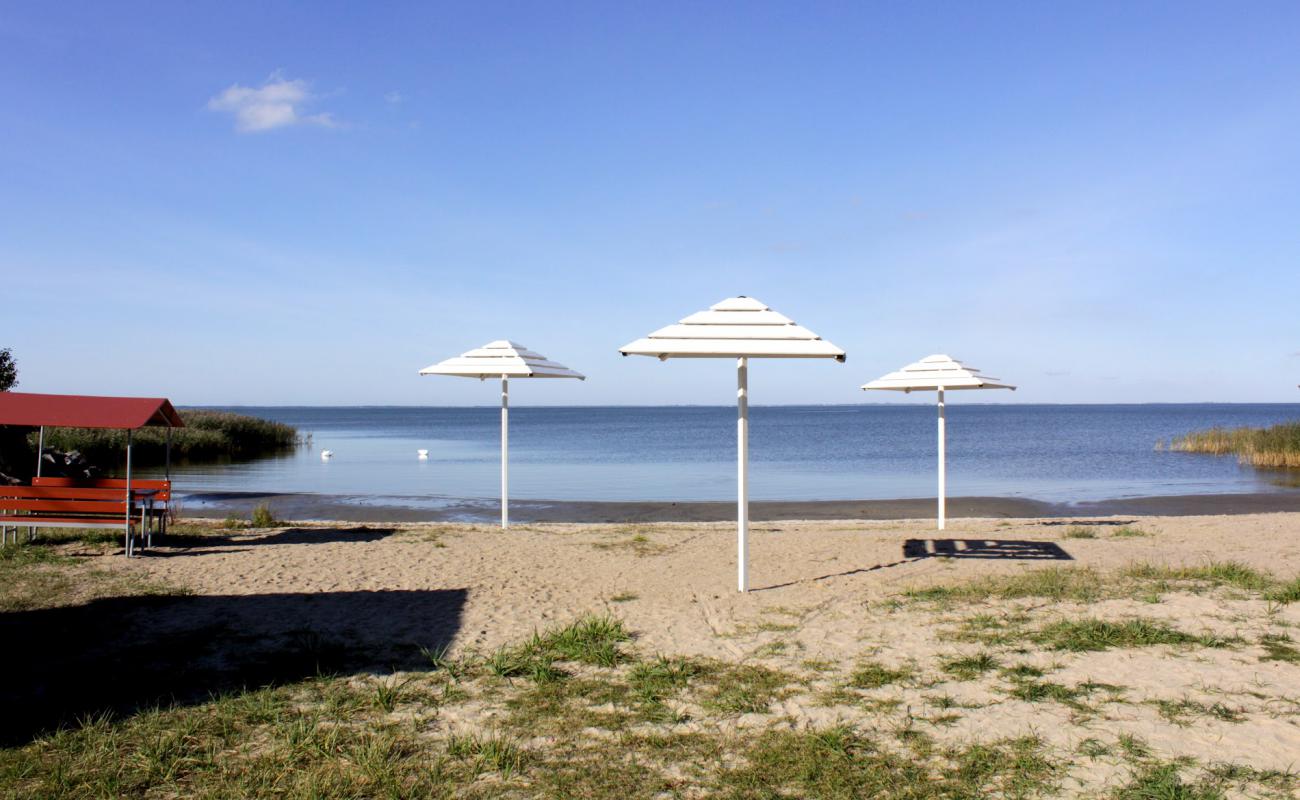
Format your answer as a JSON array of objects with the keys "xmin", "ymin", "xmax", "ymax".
[
  {"xmin": 420, "ymin": 340, "xmax": 584, "ymax": 528},
  {"xmin": 620, "ymin": 296, "xmax": 845, "ymax": 592},
  {"xmin": 862, "ymin": 354, "xmax": 1015, "ymax": 530}
]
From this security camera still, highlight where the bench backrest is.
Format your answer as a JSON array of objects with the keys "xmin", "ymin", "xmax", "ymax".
[
  {"xmin": 0, "ymin": 486, "xmax": 131, "ymax": 517},
  {"xmin": 32, "ymin": 476, "xmax": 170, "ymax": 501}
]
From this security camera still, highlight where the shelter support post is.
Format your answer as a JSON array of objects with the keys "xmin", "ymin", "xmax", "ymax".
[
  {"xmin": 501, "ymin": 375, "xmax": 509, "ymax": 530},
  {"xmin": 937, "ymin": 388, "xmax": 946, "ymax": 531},
  {"xmin": 35, "ymin": 426, "xmax": 44, "ymax": 477},
  {"xmin": 125, "ymin": 430, "xmax": 133, "ymax": 557},
  {"xmin": 162, "ymin": 426, "xmax": 172, "ymax": 538},
  {"xmin": 737, "ymin": 357, "xmax": 749, "ymax": 592}
]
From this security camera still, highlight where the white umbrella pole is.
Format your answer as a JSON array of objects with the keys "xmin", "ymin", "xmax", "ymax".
[
  {"xmin": 737, "ymin": 356, "xmax": 749, "ymax": 592},
  {"xmin": 937, "ymin": 388, "xmax": 946, "ymax": 531},
  {"xmin": 501, "ymin": 374, "xmax": 509, "ymax": 529}
]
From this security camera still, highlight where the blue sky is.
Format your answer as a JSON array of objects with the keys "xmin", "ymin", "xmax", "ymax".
[{"xmin": 2, "ymin": 2, "xmax": 1298, "ymax": 406}]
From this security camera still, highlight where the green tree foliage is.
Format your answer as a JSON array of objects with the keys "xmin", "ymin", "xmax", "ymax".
[{"xmin": 0, "ymin": 348, "xmax": 16, "ymax": 392}]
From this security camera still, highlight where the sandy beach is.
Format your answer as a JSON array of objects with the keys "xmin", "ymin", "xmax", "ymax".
[
  {"xmin": 3, "ymin": 510, "xmax": 1297, "ymax": 797},
  {"xmin": 5, "ymin": 511, "xmax": 1280, "ymax": 790}
]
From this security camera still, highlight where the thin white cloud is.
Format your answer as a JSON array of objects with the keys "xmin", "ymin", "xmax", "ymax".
[
  {"xmin": 384, "ymin": 90, "xmax": 403, "ymax": 105},
  {"xmin": 207, "ymin": 74, "xmax": 336, "ymax": 133}
]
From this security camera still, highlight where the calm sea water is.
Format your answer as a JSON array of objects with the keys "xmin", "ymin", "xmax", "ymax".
[{"xmin": 152, "ymin": 404, "xmax": 1300, "ymax": 505}]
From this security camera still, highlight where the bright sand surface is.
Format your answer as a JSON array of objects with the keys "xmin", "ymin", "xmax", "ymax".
[
  {"xmin": 129, "ymin": 512, "xmax": 1300, "ymax": 775},
  {"xmin": 119, "ymin": 512, "xmax": 1300, "ymax": 783}
]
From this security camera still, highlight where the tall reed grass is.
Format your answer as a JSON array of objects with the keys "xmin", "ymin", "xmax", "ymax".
[
  {"xmin": 31, "ymin": 409, "xmax": 302, "ymax": 468},
  {"xmin": 1163, "ymin": 421, "xmax": 1300, "ymax": 469}
]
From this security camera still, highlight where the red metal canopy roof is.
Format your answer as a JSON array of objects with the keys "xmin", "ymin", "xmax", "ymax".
[{"xmin": 0, "ymin": 393, "xmax": 184, "ymax": 429}]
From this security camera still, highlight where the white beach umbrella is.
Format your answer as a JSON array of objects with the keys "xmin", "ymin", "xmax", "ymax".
[
  {"xmin": 620, "ymin": 296, "xmax": 845, "ymax": 592},
  {"xmin": 862, "ymin": 355, "xmax": 1015, "ymax": 530},
  {"xmin": 420, "ymin": 340, "xmax": 585, "ymax": 528}
]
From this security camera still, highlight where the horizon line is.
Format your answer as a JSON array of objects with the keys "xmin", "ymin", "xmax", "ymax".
[{"xmin": 179, "ymin": 400, "xmax": 1300, "ymax": 409}]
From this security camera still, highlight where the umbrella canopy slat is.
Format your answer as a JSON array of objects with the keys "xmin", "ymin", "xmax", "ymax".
[
  {"xmin": 420, "ymin": 340, "xmax": 585, "ymax": 380},
  {"xmin": 677, "ymin": 309, "xmax": 795, "ymax": 326},
  {"xmin": 621, "ymin": 297, "xmax": 845, "ymax": 364},
  {"xmin": 645, "ymin": 323, "xmax": 824, "ymax": 340},
  {"xmin": 865, "ymin": 354, "xmax": 1011, "ymax": 391},
  {"xmin": 620, "ymin": 338, "xmax": 846, "ymax": 359}
]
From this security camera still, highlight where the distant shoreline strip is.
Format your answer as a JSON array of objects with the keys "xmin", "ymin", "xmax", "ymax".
[{"xmin": 180, "ymin": 490, "xmax": 1300, "ymax": 524}]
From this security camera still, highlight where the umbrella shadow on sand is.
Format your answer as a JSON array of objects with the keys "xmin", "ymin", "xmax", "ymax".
[
  {"xmin": 754, "ymin": 538, "xmax": 1072, "ymax": 591},
  {"xmin": 901, "ymin": 538, "xmax": 1072, "ymax": 560},
  {"xmin": 0, "ymin": 587, "xmax": 467, "ymax": 746}
]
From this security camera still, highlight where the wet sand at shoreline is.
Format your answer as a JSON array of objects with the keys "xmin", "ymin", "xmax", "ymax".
[{"xmin": 180, "ymin": 489, "xmax": 1300, "ymax": 523}]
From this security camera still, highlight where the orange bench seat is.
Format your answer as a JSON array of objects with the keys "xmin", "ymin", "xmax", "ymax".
[{"xmin": 1, "ymin": 485, "xmax": 153, "ymax": 555}]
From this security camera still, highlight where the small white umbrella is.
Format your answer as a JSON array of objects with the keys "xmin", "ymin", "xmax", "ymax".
[
  {"xmin": 420, "ymin": 340, "xmax": 584, "ymax": 528},
  {"xmin": 620, "ymin": 296, "xmax": 845, "ymax": 592},
  {"xmin": 862, "ymin": 354, "xmax": 1015, "ymax": 530}
]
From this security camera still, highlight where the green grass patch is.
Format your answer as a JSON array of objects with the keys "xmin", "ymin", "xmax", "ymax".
[
  {"xmin": 1000, "ymin": 663, "xmax": 1046, "ymax": 680},
  {"xmin": 1150, "ymin": 697, "xmax": 1243, "ymax": 726},
  {"xmin": 848, "ymin": 660, "xmax": 914, "ymax": 689},
  {"xmin": 444, "ymin": 732, "xmax": 527, "ymax": 778},
  {"xmin": 754, "ymin": 641, "xmax": 789, "ymax": 657},
  {"xmin": 702, "ymin": 663, "xmax": 796, "ymax": 714},
  {"xmin": 0, "ymin": 541, "xmax": 183, "ymax": 612},
  {"xmin": 1114, "ymin": 762, "xmax": 1226, "ymax": 800},
  {"xmin": 627, "ymin": 655, "xmax": 710, "ymax": 722},
  {"xmin": 1007, "ymin": 679, "xmax": 1086, "ymax": 707},
  {"xmin": 939, "ymin": 652, "xmax": 1000, "ymax": 681},
  {"xmin": 911, "ymin": 561, "xmax": 1288, "ymax": 609},
  {"xmin": 1202, "ymin": 762, "xmax": 1299, "ymax": 796},
  {"xmin": 250, "ymin": 502, "xmax": 283, "ymax": 528},
  {"xmin": 0, "ymin": 683, "xmax": 469, "ymax": 798},
  {"xmin": 1120, "ymin": 561, "xmax": 1274, "ymax": 592},
  {"xmin": 1031, "ymin": 618, "xmax": 1238, "ymax": 652},
  {"xmin": 0, "ymin": 543, "xmax": 77, "ymax": 612},
  {"xmin": 1077, "ymin": 737, "xmax": 1111, "ymax": 758},
  {"xmin": 1259, "ymin": 633, "xmax": 1300, "ymax": 664},
  {"xmin": 944, "ymin": 612, "xmax": 1033, "ymax": 646},
  {"xmin": 486, "ymin": 614, "xmax": 632, "ymax": 682},
  {"xmin": 1005, "ymin": 678, "xmax": 1124, "ymax": 711},
  {"xmin": 592, "ymin": 529, "xmax": 671, "ymax": 556},
  {"xmin": 1111, "ymin": 526, "xmax": 1150, "ymax": 538},
  {"xmin": 1062, "ymin": 526, "xmax": 1096, "ymax": 539},
  {"xmin": 0, "ymin": 542, "xmax": 71, "ymax": 567},
  {"xmin": 719, "ymin": 729, "xmax": 1059, "ymax": 799},
  {"xmin": 1266, "ymin": 577, "xmax": 1300, "ymax": 604},
  {"xmin": 907, "ymin": 567, "xmax": 1110, "ymax": 604}
]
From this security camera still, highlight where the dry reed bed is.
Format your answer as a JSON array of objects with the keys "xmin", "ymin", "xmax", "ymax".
[{"xmin": 1165, "ymin": 421, "xmax": 1300, "ymax": 469}]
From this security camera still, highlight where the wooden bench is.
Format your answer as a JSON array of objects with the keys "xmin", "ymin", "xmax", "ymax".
[
  {"xmin": 0, "ymin": 485, "xmax": 152, "ymax": 557},
  {"xmin": 32, "ymin": 476, "xmax": 171, "ymax": 538}
]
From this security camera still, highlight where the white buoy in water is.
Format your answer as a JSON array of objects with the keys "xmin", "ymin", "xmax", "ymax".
[
  {"xmin": 417, "ymin": 449, "xmax": 429, "ymax": 459},
  {"xmin": 321, "ymin": 450, "xmax": 334, "ymax": 460}
]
